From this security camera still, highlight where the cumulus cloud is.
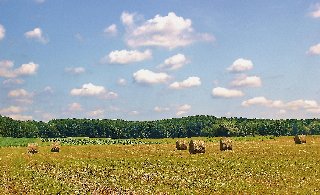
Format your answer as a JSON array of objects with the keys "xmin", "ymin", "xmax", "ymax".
[
  {"xmin": 8, "ymin": 89, "xmax": 33, "ymax": 98},
  {"xmin": 242, "ymin": 96, "xmax": 320, "ymax": 113},
  {"xmin": 70, "ymin": 83, "xmax": 118, "ymax": 99},
  {"xmin": 310, "ymin": 3, "xmax": 320, "ymax": 18},
  {"xmin": 3, "ymin": 78, "xmax": 24, "ymax": 85},
  {"xmin": 0, "ymin": 106, "xmax": 24, "ymax": 114},
  {"xmin": 176, "ymin": 104, "xmax": 191, "ymax": 116},
  {"xmin": 123, "ymin": 12, "xmax": 214, "ymax": 49},
  {"xmin": 212, "ymin": 87, "xmax": 244, "ymax": 98},
  {"xmin": 231, "ymin": 75, "xmax": 262, "ymax": 87},
  {"xmin": 0, "ymin": 60, "xmax": 39, "ymax": 78},
  {"xmin": 130, "ymin": 110, "xmax": 139, "ymax": 115},
  {"xmin": 43, "ymin": 86, "xmax": 54, "ymax": 93},
  {"xmin": 8, "ymin": 89, "xmax": 33, "ymax": 104},
  {"xmin": 154, "ymin": 106, "xmax": 170, "ymax": 112},
  {"xmin": 104, "ymin": 24, "xmax": 117, "ymax": 36},
  {"xmin": 121, "ymin": 12, "xmax": 136, "ymax": 26},
  {"xmin": 0, "ymin": 24, "xmax": 5, "ymax": 41},
  {"xmin": 24, "ymin": 27, "xmax": 48, "ymax": 43},
  {"xmin": 158, "ymin": 54, "xmax": 188, "ymax": 71},
  {"xmin": 133, "ymin": 69, "xmax": 170, "ymax": 84},
  {"xmin": 307, "ymin": 43, "xmax": 320, "ymax": 55},
  {"xmin": 7, "ymin": 114, "xmax": 33, "ymax": 121},
  {"xmin": 169, "ymin": 76, "xmax": 201, "ymax": 89},
  {"xmin": 68, "ymin": 102, "xmax": 82, "ymax": 112},
  {"xmin": 65, "ymin": 67, "xmax": 86, "ymax": 75},
  {"xmin": 227, "ymin": 58, "xmax": 253, "ymax": 73},
  {"xmin": 117, "ymin": 78, "xmax": 127, "ymax": 86},
  {"xmin": 87, "ymin": 109, "xmax": 105, "ymax": 118},
  {"xmin": 102, "ymin": 49, "xmax": 152, "ymax": 64}
]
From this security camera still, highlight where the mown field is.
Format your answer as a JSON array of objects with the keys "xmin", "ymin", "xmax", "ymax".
[{"xmin": 0, "ymin": 136, "xmax": 320, "ymax": 194}]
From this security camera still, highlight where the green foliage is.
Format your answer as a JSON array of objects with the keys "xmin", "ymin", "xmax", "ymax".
[
  {"xmin": 1, "ymin": 115, "xmax": 320, "ymax": 139},
  {"xmin": 0, "ymin": 137, "xmax": 39, "ymax": 147}
]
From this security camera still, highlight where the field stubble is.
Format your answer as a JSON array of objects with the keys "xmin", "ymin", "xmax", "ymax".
[{"xmin": 0, "ymin": 136, "xmax": 320, "ymax": 194}]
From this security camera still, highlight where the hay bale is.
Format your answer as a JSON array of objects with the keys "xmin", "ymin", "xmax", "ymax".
[
  {"xmin": 27, "ymin": 143, "xmax": 38, "ymax": 154},
  {"xmin": 51, "ymin": 141, "xmax": 60, "ymax": 152},
  {"xmin": 294, "ymin": 135, "xmax": 306, "ymax": 144},
  {"xmin": 189, "ymin": 140, "xmax": 205, "ymax": 154},
  {"xmin": 220, "ymin": 137, "xmax": 232, "ymax": 151},
  {"xmin": 176, "ymin": 140, "xmax": 188, "ymax": 150}
]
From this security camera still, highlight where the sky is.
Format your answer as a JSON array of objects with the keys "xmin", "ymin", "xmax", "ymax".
[{"xmin": 0, "ymin": 0, "xmax": 320, "ymax": 121}]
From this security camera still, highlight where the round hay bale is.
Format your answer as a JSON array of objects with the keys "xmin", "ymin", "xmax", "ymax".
[
  {"xmin": 27, "ymin": 143, "xmax": 38, "ymax": 154},
  {"xmin": 51, "ymin": 141, "xmax": 61, "ymax": 152},
  {"xmin": 294, "ymin": 135, "xmax": 306, "ymax": 144},
  {"xmin": 220, "ymin": 137, "xmax": 232, "ymax": 151},
  {"xmin": 189, "ymin": 140, "xmax": 205, "ymax": 154},
  {"xmin": 176, "ymin": 140, "xmax": 188, "ymax": 150}
]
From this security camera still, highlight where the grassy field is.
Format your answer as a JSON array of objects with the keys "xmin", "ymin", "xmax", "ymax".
[{"xmin": 0, "ymin": 136, "xmax": 320, "ymax": 194}]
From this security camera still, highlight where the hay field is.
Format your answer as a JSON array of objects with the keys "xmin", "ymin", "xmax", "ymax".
[{"xmin": 1, "ymin": 136, "xmax": 320, "ymax": 194}]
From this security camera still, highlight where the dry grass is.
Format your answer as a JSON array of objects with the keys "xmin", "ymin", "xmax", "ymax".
[{"xmin": 1, "ymin": 136, "xmax": 320, "ymax": 194}]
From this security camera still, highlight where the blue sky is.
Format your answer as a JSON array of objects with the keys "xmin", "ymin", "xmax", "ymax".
[{"xmin": 0, "ymin": 0, "xmax": 320, "ymax": 121}]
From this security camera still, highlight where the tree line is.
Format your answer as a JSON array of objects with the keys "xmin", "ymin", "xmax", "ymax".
[{"xmin": 1, "ymin": 115, "xmax": 320, "ymax": 138}]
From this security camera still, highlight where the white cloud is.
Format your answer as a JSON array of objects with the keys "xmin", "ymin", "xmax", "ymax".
[
  {"xmin": 227, "ymin": 58, "xmax": 253, "ymax": 73},
  {"xmin": 121, "ymin": 12, "xmax": 136, "ymax": 26},
  {"xmin": 7, "ymin": 114, "xmax": 33, "ymax": 121},
  {"xmin": 43, "ymin": 86, "xmax": 53, "ymax": 93},
  {"xmin": 158, "ymin": 54, "xmax": 188, "ymax": 70},
  {"xmin": 123, "ymin": 12, "xmax": 214, "ymax": 49},
  {"xmin": 231, "ymin": 75, "xmax": 262, "ymax": 87},
  {"xmin": 104, "ymin": 24, "xmax": 117, "ymax": 36},
  {"xmin": 154, "ymin": 106, "xmax": 170, "ymax": 112},
  {"xmin": 310, "ymin": 3, "xmax": 320, "ymax": 18},
  {"xmin": 8, "ymin": 89, "xmax": 33, "ymax": 98},
  {"xmin": 117, "ymin": 78, "xmax": 127, "ymax": 86},
  {"xmin": 68, "ymin": 102, "xmax": 83, "ymax": 112},
  {"xmin": 87, "ymin": 109, "xmax": 105, "ymax": 118},
  {"xmin": 0, "ymin": 24, "xmax": 5, "ymax": 41},
  {"xmin": 176, "ymin": 104, "xmax": 191, "ymax": 116},
  {"xmin": 133, "ymin": 69, "xmax": 170, "ymax": 84},
  {"xmin": 103, "ymin": 49, "xmax": 152, "ymax": 64},
  {"xmin": 14, "ymin": 62, "xmax": 39, "ymax": 76},
  {"xmin": 212, "ymin": 87, "xmax": 244, "ymax": 98},
  {"xmin": 307, "ymin": 43, "xmax": 320, "ymax": 55},
  {"xmin": 65, "ymin": 67, "xmax": 86, "ymax": 74},
  {"xmin": 0, "ymin": 60, "xmax": 39, "ymax": 78},
  {"xmin": 3, "ymin": 78, "xmax": 24, "ymax": 85},
  {"xmin": 24, "ymin": 27, "xmax": 48, "ymax": 43},
  {"xmin": 242, "ymin": 97, "xmax": 320, "ymax": 113},
  {"xmin": 242, "ymin": 96, "xmax": 276, "ymax": 107},
  {"xmin": 70, "ymin": 83, "xmax": 118, "ymax": 99},
  {"xmin": 169, "ymin": 76, "xmax": 201, "ymax": 89},
  {"xmin": 130, "ymin": 110, "xmax": 139, "ymax": 115},
  {"xmin": 0, "ymin": 106, "xmax": 24, "ymax": 114},
  {"xmin": 7, "ymin": 89, "xmax": 33, "ymax": 104}
]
